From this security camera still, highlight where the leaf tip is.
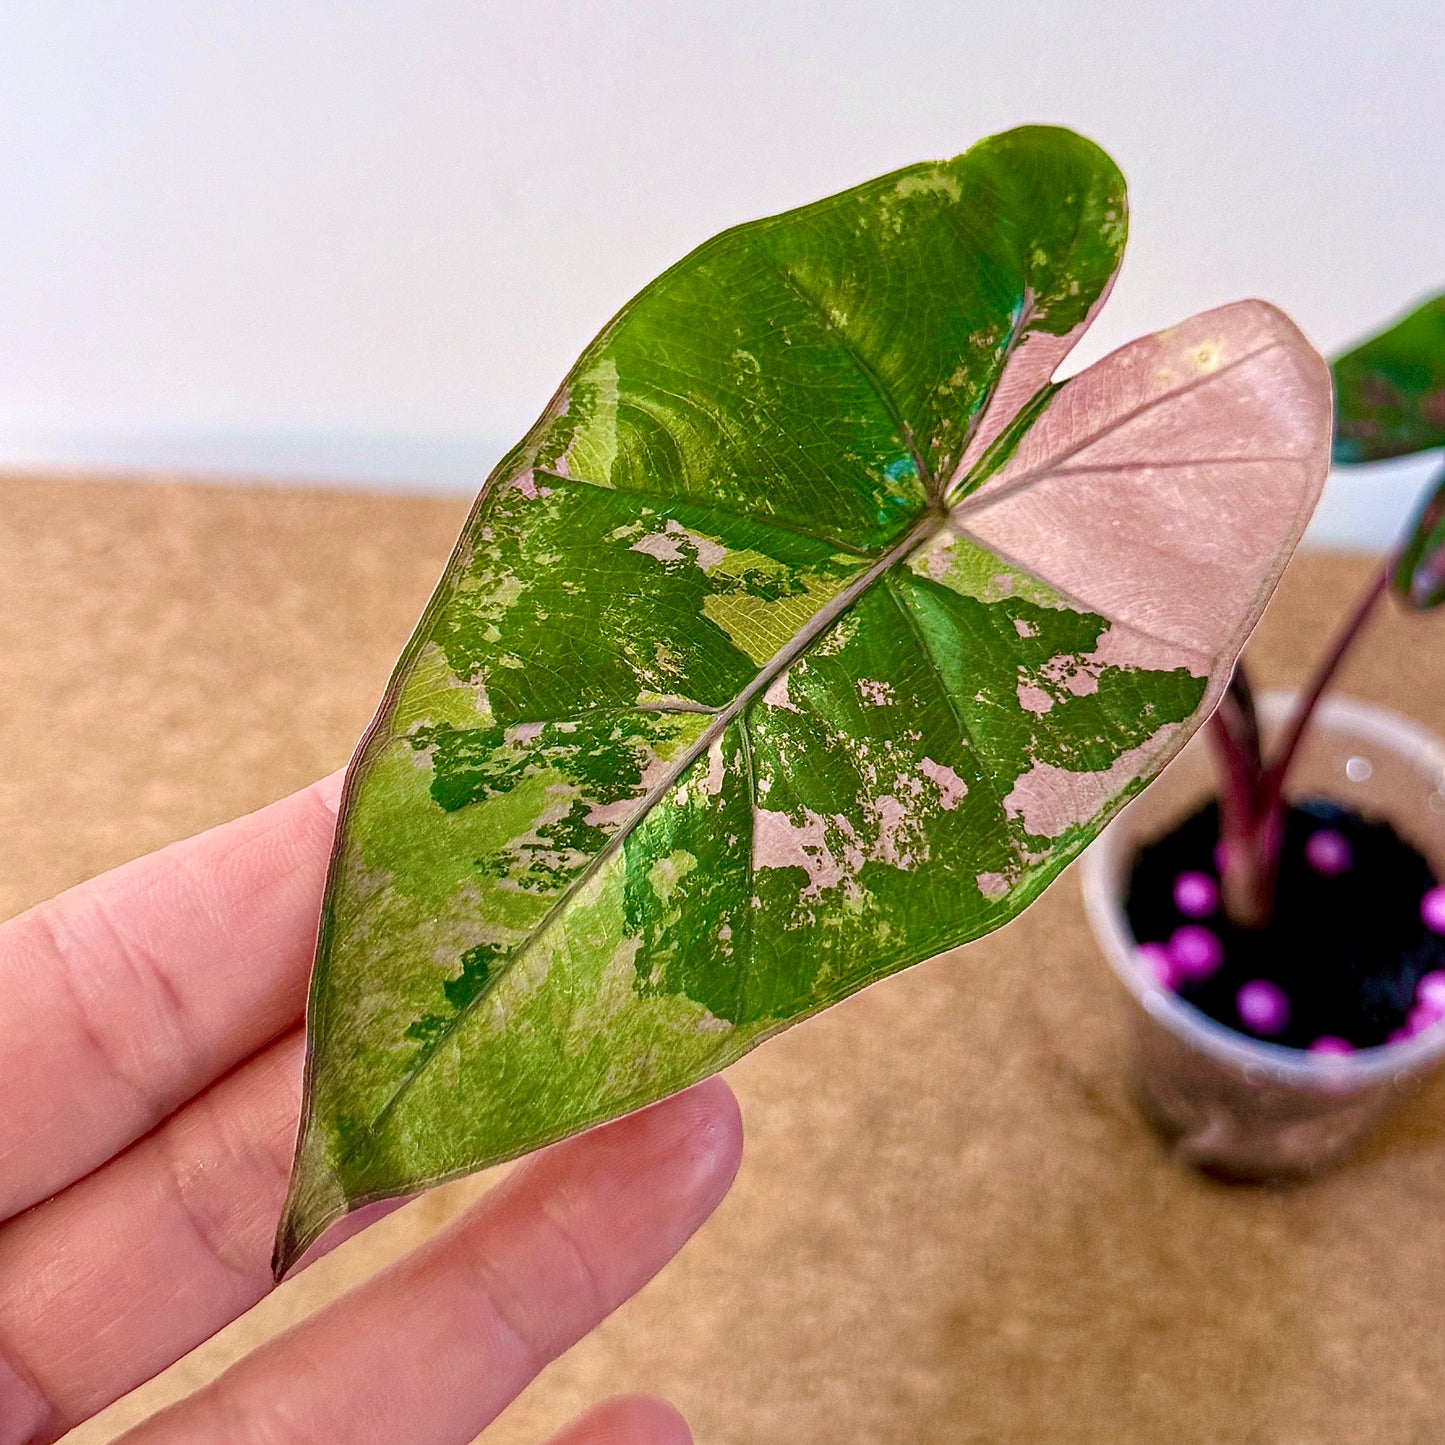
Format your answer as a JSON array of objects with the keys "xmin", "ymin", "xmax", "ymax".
[{"xmin": 272, "ymin": 1144, "xmax": 353, "ymax": 1282}]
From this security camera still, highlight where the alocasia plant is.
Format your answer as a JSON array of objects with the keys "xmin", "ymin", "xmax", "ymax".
[
  {"xmin": 274, "ymin": 125, "xmax": 1330, "ymax": 1275},
  {"xmin": 1209, "ymin": 290, "xmax": 1445, "ymax": 927}
]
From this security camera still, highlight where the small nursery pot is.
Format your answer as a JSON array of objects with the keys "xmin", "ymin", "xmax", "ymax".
[{"xmin": 1080, "ymin": 693, "xmax": 1445, "ymax": 1181}]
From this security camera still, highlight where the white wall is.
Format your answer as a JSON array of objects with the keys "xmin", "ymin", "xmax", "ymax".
[{"xmin": 2, "ymin": 1, "xmax": 1441, "ymax": 545}]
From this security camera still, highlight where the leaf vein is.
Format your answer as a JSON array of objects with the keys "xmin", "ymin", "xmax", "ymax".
[
  {"xmin": 756, "ymin": 250, "xmax": 932, "ymax": 492},
  {"xmin": 364, "ymin": 509, "xmax": 949, "ymax": 1139},
  {"xmin": 952, "ymin": 343, "xmax": 1279, "ymax": 516},
  {"xmin": 883, "ymin": 572, "xmax": 1008, "ymax": 825},
  {"xmin": 533, "ymin": 469, "xmax": 874, "ymax": 557}
]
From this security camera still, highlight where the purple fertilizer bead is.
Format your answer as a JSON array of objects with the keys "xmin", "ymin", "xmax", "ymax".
[
  {"xmin": 1307, "ymin": 1035, "xmax": 1356, "ymax": 1057},
  {"xmin": 1237, "ymin": 979, "xmax": 1290, "ymax": 1036},
  {"xmin": 1137, "ymin": 942, "xmax": 1179, "ymax": 990},
  {"xmin": 1169, "ymin": 924, "xmax": 1223, "ymax": 982},
  {"xmin": 1422, "ymin": 886, "xmax": 1445, "ymax": 936},
  {"xmin": 1304, "ymin": 828, "xmax": 1353, "ymax": 877},
  {"xmin": 1409, "ymin": 1001, "xmax": 1445, "ymax": 1036},
  {"xmin": 1418, "ymin": 971, "xmax": 1445, "ymax": 1010},
  {"xmin": 1173, "ymin": 870, "xmax": 1219, "ymax": 919}
]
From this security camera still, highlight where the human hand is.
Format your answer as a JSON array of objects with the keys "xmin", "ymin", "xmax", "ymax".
[{"xmin": 0, "ymin": 774, "xmax": 742, "ymax": 1444}]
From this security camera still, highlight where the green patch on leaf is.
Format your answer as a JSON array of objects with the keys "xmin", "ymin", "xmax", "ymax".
[{"xmin": 1333, "ymin": 291, "xmax": 1445, "ymax": 464}]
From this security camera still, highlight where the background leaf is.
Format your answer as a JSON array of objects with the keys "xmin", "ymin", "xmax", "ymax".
[
  {"xmin": 1331, "ymin": 293, "xmax": 1445, "ymax": 607},
  {"xmin": 276, "ymin": 126, "xmax": 1330, "ymax": 1274},
  {"xmin": 1333, "ymin": 290, "xmax": 1445, "ymax": 464},
  {"xmin": 1391, "ymin": 462, "xmax": 1445, "ymax": 609}
]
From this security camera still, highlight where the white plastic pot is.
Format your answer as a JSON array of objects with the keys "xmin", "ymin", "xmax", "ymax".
[{"xmin": 1079, "ymin": 693, "xmax": 1445, "ymax": 1180}]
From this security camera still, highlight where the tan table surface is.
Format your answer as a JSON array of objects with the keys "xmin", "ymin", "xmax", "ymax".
[{"xmin": 4, "ymin": 472, "xmax": 1444, "ymax": 1445}]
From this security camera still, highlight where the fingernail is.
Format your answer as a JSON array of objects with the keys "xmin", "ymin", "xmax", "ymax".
[
  {"xmin": 653, "ymin": 1076, "xmax": 744, "ymax": 1209},
  {"xmin": 314, "ymin": 768, "xmax": 348, "ymax": 817}
]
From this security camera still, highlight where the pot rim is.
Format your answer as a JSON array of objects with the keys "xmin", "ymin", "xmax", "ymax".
[{"xmin": 1079, "ymin": 691, "xmax": 1445, "ymax": 1086}]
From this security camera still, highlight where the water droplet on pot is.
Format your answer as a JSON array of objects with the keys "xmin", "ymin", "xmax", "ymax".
[{"xmin": 1345, "ymin": 755, "xmax": 1373, "ymax": 783}]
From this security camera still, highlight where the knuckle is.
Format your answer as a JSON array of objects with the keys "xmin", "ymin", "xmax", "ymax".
[
  {"xmin": 0, "ymin": 1332, "xmax": 57, "ymax": 1445},
  {"xmin": 155, "ymin": 1074, "xmax": 290, "ymax": 1283},
  {"xmin": 198, "ymin": 1376, "xmax": 314, "ymax": 1445},
  {"xmin": 32, "ymin": 884, "xmax": 199, "ymax": 1131},
  {"xmin": 535, "ymin": 1188, "xmax": 610, "ymax": 1324},
  {"xmin": 461, "ymin": 1183, "xmax": 611, "ymax": 1373}
]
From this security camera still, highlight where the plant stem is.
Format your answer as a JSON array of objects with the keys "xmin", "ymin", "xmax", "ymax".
[
  {"xmin": 1207, "ymin": 561, "xmax": 1391, "ymax": 929},
  {"xmin": 1219, "ymin": 663, "xmax": 1262, "ymax": 779},
  {"xmin": 1209, "ymin": 667, "xmax": 1276, "ymax": 928},
  {"xmin": 1259, "ymin": 561, "xmax": 1391, "ymax": 816}
]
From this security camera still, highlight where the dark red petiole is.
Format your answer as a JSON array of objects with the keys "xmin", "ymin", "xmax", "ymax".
[{"xmin": 1207, "ymin": 558, "xmax": 1392, "ymax": 928}]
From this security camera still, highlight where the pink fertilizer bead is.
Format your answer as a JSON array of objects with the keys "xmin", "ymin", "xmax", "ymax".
[
  {"xmin": 1169, "ymin": 924, "xmax": 1223, "ymax": 982},
  {"xmin": 1237, "ymin": 979, "xmax": 1290, "ymax": 1036},
  {"xmin": 1173, "ymin": 870, "xmax": 1219, "ymax": 919},
  {"xmin": 1304, "ymin": 829, "xmax": 1353, "ymax": 877},
  {"xmin": 1409, "ymin": 1001, "xmax": 1445, "ymax": 1035},
  {"xmin": 1137, "ymin": 942, "xmax": 1179, "ymax": 990},
  {"xmin": 1422, "ymin": 886, "xmax": 1445, "ymax": 935},
  {"xmin": 1417, "ymin": 971, "xmax": 1445, "ymax": 1010},
  {"xmin": 1307, "ymin": 1035, "xmax": 1356, "ymax": 1057}
]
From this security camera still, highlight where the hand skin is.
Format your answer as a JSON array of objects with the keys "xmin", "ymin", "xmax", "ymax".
[{"xmin": 0, "ymin": 773, "xmax": 743, "ymax": 1445}]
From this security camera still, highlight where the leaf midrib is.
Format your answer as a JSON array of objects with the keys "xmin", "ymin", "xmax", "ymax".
[
  {"xmin": 361, "ymin": 249, "xmax": 1099, "ymax": 1143},
  {"xmin": 364, "ymin": 500, "xmax": 953, "ymax": 1140},
  {"xmin": 758, "ymin": 253, "xmax": 932, "ymax": 498}
]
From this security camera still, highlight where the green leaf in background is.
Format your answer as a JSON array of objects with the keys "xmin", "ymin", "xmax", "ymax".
[
  {"xmin": 275, "ymin": 125, "xmax": 1331, "ymax": 1274},
  {"xmin": 1331, "ymin": 291, "xmax": 1445, "ymax": 609},
  {"xmin": 1333, "ymin": 291, "xmax": 1445, "ymax": 464},
  {"xmin": 1391, "ymin": 462, "xmax": 1445, "ymax": 609}
]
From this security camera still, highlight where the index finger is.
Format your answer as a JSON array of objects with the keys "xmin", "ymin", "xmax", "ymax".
[{"xmin": 0, "ymin": 771, "xmax": 343, "ymax": 1219}]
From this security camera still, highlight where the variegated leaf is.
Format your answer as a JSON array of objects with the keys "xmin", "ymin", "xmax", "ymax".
[
  {"xmin": 276, "ymin": 126, "xmax": 1330, "ymax": 1274},
  {"xmin": 1333, "ymin": 290, "xmax": 1445, "ymax": 464},
  {"xmin": 1391, "ymin": 462, "xmax": 1445, "ymax": 609},
  {"xmin": 1330, "ymin": 292, "xmax": 1445, "ymax": 608}
]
